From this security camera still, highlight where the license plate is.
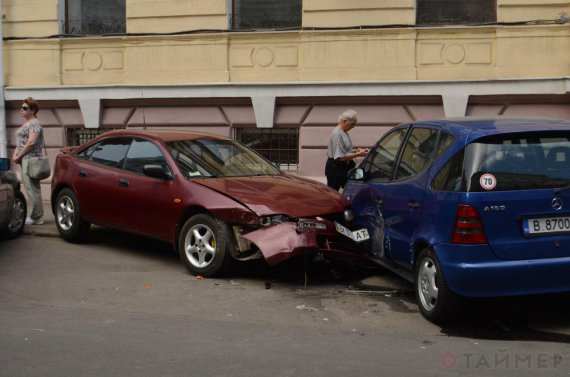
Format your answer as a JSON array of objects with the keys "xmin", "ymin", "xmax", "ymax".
[
  {"xmin": 523, "ymin": 216, "xmax": 570, "ymax": 235},
  {"xmin": 335, "ymin": 222, "xmax": 370, "ymax": 242}
]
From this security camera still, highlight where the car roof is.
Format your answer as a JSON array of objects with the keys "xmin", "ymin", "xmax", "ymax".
[
  {"xmin": 408, "ymin": 116, "xmax": 570, "ymax": 140},
  {"xmin": 100, "ymin": 129, "xmax": 231, "ymax": 142}
]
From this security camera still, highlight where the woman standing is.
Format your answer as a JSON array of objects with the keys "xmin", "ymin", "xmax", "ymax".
[{"xmin": 12, "ymin": 97, "xmax": 46, "ymax": 225}]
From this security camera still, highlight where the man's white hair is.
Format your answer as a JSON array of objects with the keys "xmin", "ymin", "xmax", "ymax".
[{"xmin": 339, "ymin": 109, "xmax": 357, "ymax": 123}]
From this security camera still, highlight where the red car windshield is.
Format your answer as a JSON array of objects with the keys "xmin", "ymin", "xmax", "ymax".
[{"xmin": 166, "ymin": 138, "xmax": 280, "ymax": 178}]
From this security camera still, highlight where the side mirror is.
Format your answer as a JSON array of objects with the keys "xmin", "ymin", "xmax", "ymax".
[
  {"xmin": 348, "ymin": 168, "xmax": 365, "ymax": 181},
  {"xmin": 143, "ymin": 164, "xmax": 172, "ymax": 180}
]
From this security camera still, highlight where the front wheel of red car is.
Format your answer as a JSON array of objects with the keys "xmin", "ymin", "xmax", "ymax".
[
  {"xmin": 179, "ymin": 214, "xmax": 233, "ymax": 277},
  {"xmin": 415, "ymin": 248, "xmax": 461, "ymax": 324},
  {"xmin": 55, "ymin": 188, "xmax": 90, "ymax": 243}
]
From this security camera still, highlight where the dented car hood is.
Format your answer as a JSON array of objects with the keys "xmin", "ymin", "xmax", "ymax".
[{"xmin": 193, "ymin": 175, "xmax": 347, "ymax": 217}]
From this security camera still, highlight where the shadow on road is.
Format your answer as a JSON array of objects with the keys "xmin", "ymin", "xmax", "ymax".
[{"xmin": 440, "ymin": 294, "xmax": 570, "ymax": 343}]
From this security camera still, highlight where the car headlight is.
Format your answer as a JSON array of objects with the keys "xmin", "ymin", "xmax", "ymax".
[{"xmin": 260, "ymin": 214, "xmax": 288, "ymax": 227}]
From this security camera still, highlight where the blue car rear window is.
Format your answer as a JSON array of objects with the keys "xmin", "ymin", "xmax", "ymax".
[{"xmin": 464, "ymin": 133, "xmax": 570, "ymax": 192}]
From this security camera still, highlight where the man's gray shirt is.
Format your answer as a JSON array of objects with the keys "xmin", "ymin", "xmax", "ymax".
[{"xmin": 327, "ymin": 126, "xmax": 352, "ymax": 160}]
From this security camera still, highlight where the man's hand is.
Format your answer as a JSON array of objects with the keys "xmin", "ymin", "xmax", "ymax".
[{"xmin": 355, "ymin": 148, "xmax": 369, "ymax": 157}]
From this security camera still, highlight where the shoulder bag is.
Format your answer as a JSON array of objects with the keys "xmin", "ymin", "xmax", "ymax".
[{"xmin": 28, "ymin": 144, "xmax": 51, "ymax": 180}]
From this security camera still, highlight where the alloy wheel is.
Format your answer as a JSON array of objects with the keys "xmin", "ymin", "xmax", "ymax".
[
  {"xmin": 184, "ymin": 223, "xmax": 217, "ymax": 268},
  {"xmin": 418, "ymin": 257, "xmax": 439, "ymax": 311},
  {"xmin": 57, "ymin": 195, "xmax": 75, "ymax": 231}
]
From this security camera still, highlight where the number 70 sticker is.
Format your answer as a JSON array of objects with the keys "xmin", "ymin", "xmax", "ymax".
[{"xmin": 480, "ymin": 173, "xmax": 497, "ymax": 190}]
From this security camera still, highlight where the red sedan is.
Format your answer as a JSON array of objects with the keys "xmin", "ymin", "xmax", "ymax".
[{"xmin": 50, "ymin": 130, "xmax": 369, "ymax": 276}]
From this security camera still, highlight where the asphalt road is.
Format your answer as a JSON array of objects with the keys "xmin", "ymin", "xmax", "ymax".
[{"xmin": 1, "ymin": 229, "xmax": 570, "ymax": 376}]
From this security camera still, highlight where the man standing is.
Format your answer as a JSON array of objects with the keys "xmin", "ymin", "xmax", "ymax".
[{"xmin": 325, "ymin": 109, "xmax": 369, "ymax": 190}]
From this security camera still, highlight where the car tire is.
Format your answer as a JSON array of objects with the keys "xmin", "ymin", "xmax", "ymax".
[
  {"xmin": 179, "ymin": 214, "xmax": 233, "ymax": 277},
  {"xmin": 1, "ymin": 190, "xmax": 26, "ymax": 240},
  {"xmin": 55, "ymin": 188, "xmax": 90, "ymax": 242},
  {"xmin": 415, "ymin": 248, "xmax": 461, "ymax": 324}
]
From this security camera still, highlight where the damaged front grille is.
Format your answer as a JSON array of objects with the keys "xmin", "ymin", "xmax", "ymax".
[{"xmin": 260, "ymin": 214, "xmax": 328, "ymax": 231}]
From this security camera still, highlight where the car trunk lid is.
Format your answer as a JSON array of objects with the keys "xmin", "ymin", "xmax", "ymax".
[{"xmin": 463, "ymin": 190, "xmax": 570, "ymax": 260}]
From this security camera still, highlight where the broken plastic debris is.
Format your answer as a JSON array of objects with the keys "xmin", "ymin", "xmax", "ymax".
[
  {"xmin": 296, "ymin": 304, "xmax": 319, "ymax": 312},
  {"xmin": 196, "ymin": 276, "xmax": 204, "ymax": 280},
  {"xmin": 340, "ymin": 288, "xmax": 398, "ymax": 295}
]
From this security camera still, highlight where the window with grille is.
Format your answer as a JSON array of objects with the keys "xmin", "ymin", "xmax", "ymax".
[
  {"xmin": 62, "ymin": 0, "xmax": 126, "ymax": 35},
  {"xmin": 234, "ymin": 128, "xmax": 299, "ymax": 172},
  {"xmin": 66, "ymin": 128, "xmax": 117, "ymax": 146},
  {"xmin": 417, "ymin": 0, "xmax": 496, "ymax": 25},
  {"xmin": 232, "ymin": 0, "xmax": 302, "ymax": 30}
]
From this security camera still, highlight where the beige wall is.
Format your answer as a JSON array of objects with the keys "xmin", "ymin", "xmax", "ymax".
[
  {"xmin": 127, "ymin": 0, "xmax": 228, "ymax": 33},
  {"xmin": 4, "ymin": 24, "xmax": 569, "ymax": 86},
  {"xmin": 498, "ymin": 0, "xmax": 570, "ymax": 23},
  {"xmin": 5, "ymin": 0, "xmax": 568, "ymax": 39},
  {"xmin": 2, "ymin": 0, "xmax": 59, "ymax": 38},
  {"xmin": 3, "ymin": 1, "xmax": 570, "ymax": 86},
  {"xmin": 302, "ymin": 0, "xmax": 415, "ymax": 28}
]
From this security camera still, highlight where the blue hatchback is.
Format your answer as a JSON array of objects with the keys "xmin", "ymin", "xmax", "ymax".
[{"xmin": 343, "ymin": 117, "xmax": 570, "ymax": 323}]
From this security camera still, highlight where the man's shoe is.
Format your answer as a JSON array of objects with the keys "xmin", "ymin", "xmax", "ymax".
[{"xmin": 25, "ymin": 217, "xmax": 44, "ymax": 225}]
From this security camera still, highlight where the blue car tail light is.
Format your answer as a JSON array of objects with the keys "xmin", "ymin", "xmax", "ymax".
[{"xmin": 451, "ymin": 204, "xmax": 488, "ymax": 244}]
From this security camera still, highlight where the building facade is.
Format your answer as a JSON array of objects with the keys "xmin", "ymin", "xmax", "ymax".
[{"xmin": 2, "ymin": 0, "xmax": 570, "ymax": 195}]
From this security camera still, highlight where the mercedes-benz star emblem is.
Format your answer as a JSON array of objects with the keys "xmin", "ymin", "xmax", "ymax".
[{"xmin": 552, "ymin": 197, "xmax": 564, "ymax": 211}]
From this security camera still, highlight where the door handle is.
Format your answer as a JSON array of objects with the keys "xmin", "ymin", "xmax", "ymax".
[
  {"xmin": 79, "ymin": 170, "xmax": 87, "ymax": 177},
  {"xmin": 118, "ymin": 179, "xmax": 129, "ymax": 187},
  {"xmin": 407, "ymin": 201, "xmax": 420, "ymax": 209}
]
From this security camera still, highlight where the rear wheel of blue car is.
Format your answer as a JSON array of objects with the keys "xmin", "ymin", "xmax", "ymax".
[
  {"xmin": 179, "ymin": 214, "xmax": 233, "ymax": 277},
  {"xmin": 415, "ymin": 248, "xmax": 461, "ymax": 324},
  {"xmin": 55, "ymin": 188, "xmax": 91, "ymax": 242}
]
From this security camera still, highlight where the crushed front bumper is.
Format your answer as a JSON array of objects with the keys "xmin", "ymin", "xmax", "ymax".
[{"xmin": 241, "ymin": 219, "xmax": 371, "ymax": 266}]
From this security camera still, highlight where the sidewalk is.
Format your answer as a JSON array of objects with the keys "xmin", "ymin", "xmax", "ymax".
[{"xmin": 23, "ymin": 201, "xmax": 60, "ymax": 238}]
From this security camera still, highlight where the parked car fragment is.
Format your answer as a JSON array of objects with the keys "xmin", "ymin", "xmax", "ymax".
[
  {"xmin": 344, "ymin": 117, "xmax": 570, "ymax": 323},
  {"xmin": 51, "ymin": 130, "xmax": 369, "ymax": 276},
  {"xmin": 0, "ymin": 158, "xmax": 27, "ymax": 240}
]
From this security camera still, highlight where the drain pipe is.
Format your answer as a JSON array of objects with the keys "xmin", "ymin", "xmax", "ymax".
[{"xmin": 0, "ymin": 0, "xmax": 6, "ymax": 159}]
